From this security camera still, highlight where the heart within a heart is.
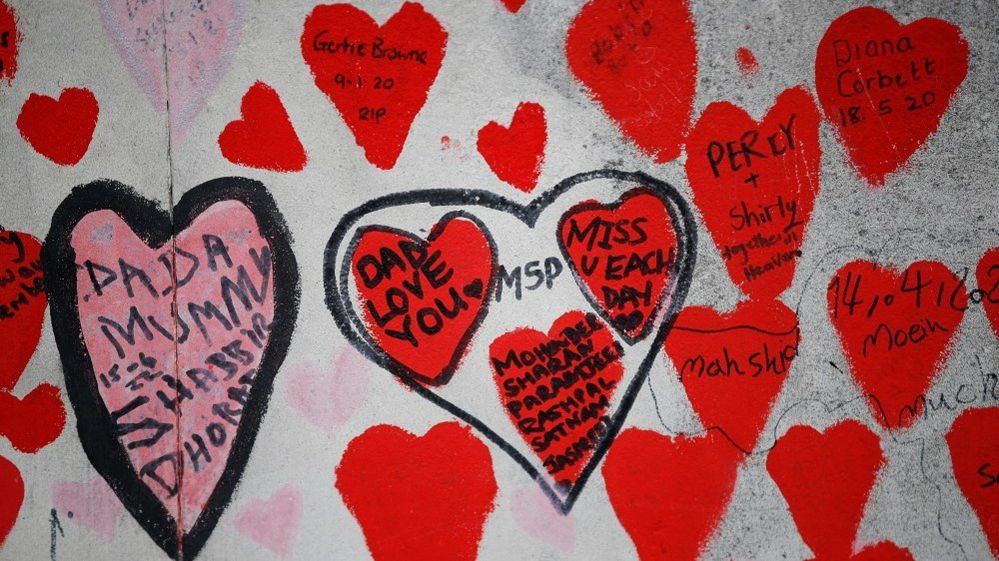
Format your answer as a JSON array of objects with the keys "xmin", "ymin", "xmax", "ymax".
[{"xmin": 45, "ymin": 179, "xmax": 298, "ymax": 560}]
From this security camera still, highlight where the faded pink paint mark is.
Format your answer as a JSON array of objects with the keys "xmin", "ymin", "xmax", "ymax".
[
  {"xmin": 234, "ymin": 485, "xmax": 302, "ymax": 559},
  {"xmin": 286, "ymin": 346, "xmax": 370, "ymax": 434},
  {"xmin": 72, "ymin": 201, "xmax": 275, "ymax": 532},
  {"xmin": 95, "ymin": 0, "xmax": 244, "ymax": 141},
  {"xmin": 52, "ymin": 476, "xmax": 122, "ymax": 541},
  {"xmin": 510, "ymin": 482, "xmax": 575, "ymax": 552}
]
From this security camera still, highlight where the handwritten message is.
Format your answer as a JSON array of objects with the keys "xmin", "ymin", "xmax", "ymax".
[{"xmin": 0, "ymin": 230, "xmax": 46, "ymax": 392}]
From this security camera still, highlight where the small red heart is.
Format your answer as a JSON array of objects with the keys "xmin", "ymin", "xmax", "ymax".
[
  {"xmin": 16, "ymin": 88, "xmax": 99, "ymax": 166},
  {"xmin": 603, "ymin": 428, "xmax": 741, "ymax": 561},
  {"xmin": 684, "ymin": 85, "xmax": 821, "ymax": 300},
  {"xmin": 301, "ymin": 2, "xmax": 448, "ymax": 169},
  {"xmin": 665, "ymin": 299, "xmax": 798, "ymax": 453},
  {"xmin": 827, "ymin": 260, "xmax": 967, "ymax": 430},
  {"xmin": 558, "ymin": 189, "xmax": 678, "ymax": 342},
  {"xmin": 946, "ymin": 407, "xmax": 999, "ymax": 559},
  {"xmin": 0, "ymin": 455, "xmax": 23, "ymax": 549},
  {"xmin": 219, "ymin": 82, "xmax": 307, "ymax": 172},
  {"xmin": 0, "ymin": 384, "xmax": 66, "ymax": 454},
  {"xmin": 476, "ymin": 102, "xmax": 547, "ymax": 193},
  {"xmin": 335, "ymin": 422, "xmax": 498, "ymax": 561},
  {"xmin": 815, "ymin": 7, "xmax": 969, "ymax": 186},
  {"xmin": 767, "ymin": 420, "xmax": 885, "ymax": 560},
  {"xmin": 0, "ymin": 0, "xmax": 19, "ymax": 85},
  {"xmin": 350, "ymin": 214, "xmax": 495, "ymax": 385},
  {"xmin": 490, "ymin": 310, "xmax": 624, "ymax": 490},
  {"xmin": 850, "ymin": 541, "xmax": 915, "ymax": 561},
  {"xmin": 977, "ymin": 246, "xmax": 999, "ymax": 341},
  {"xmin": 0, "ymin": 230, "xmax": 46, "ymax": 393},
  {"xmin": 566, "ymin": 0, "xmax": 697, "ymax": 163},
  {"xmin": 499, "ymin": 0, "xmax": 527, "ymax": 13}
]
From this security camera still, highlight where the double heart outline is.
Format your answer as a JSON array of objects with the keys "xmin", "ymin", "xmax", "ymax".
[
  {"xmin": 42, "ymin": 177, "xmax": 300, "ymax": 561},
  {"xmin": 323, "ymin": 169, "xmax": 697, "ymax": 512}
]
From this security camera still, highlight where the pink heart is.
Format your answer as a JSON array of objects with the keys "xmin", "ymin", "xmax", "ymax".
[
  {"xmin": 285, "ymin": 346, "xmax": 370, "ymax": 433},
  {"xmin": 510, "ymin": 483, "xmax": 575, "ymax": 552},
  {"xmin": 234, "ymin": 485, "xmax": 302, "ymax": 559},
  {"xmin": 52, "ymin": 476, "xmax": 122, "ymax": 541},
  {"xmin": 72, "ymin": 201, "xmax": 275, "ymax": 532},
  {"xmin": 95, "ymin": 0, "xmax": 243, "ymax": 140}
]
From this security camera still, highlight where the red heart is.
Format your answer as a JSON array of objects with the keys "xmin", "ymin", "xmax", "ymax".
[
  {"xmin": 476, "ymin": 102, "xmax": 547, "ymax": 193},
  {"xmin": 219, "ymin": 82, "xmax": 307, "ymax": 172},
  {"xmin": 827, "ymin": 260, "xmax": 967, "ymax": 430},
  {"xmin": 602, "ymin": 428, "xmax": 741, "ymax": 561},
  {"xmin": 350, "ymin": 214, "xmax": 495, "ymax": 385},
  {"xmin": 499, "ymin": 0, "xmax": 527, "ymax": 13},
  {"xmin": 0, "ymin": 384, "xmax": 65, "ymax": 454},
  {"xmin": 490, "ymin": 310, "xmax": 624, "ymax": 490},
  {"xmin": 815, "ymin": 7, "xmax": 969, "ymax": 186},
  {"xmin": 335, "ymin": 422, "xmax": 498, "ymax": 561},
  {"xmin": 850, "ymin": 541, "xmax": 915, "ymax": 561},
  {"xmin": 665, "ymin": 299, "xmax": 798, "ymax": 453},
  {"xmin": 767, "ymin": 420, "xmax": 885, "ymax": 560},
  {"xmin": 684, "ymin": 85, "xmax": 821, "ymax": 300},
  {"xmin": 977, "ymin": 246, "xmax": 999, "ymax": 341},
  {"xmin": 946, "ymin": 406, "xmax": 999, "ymax": 559},
  {"xmin": 16, "ymin": 88, "xmax": 99, "ymax": 166},
  {"xmin": 300, "ymin": 2, "xmax": 447, "ymax": 170},
  {"xmin": 566, "ymin": 0, "xmax": 696, "ymax": 163},
  {"xmin": 558, "ymin": 189, "xmax": 678, "ymax": 342},
  {"xmin": 0, "ymin": 0, "xmax": 19, "ymax": 85},
  {"xmin": 0, "ymin": 455, "xmax": 23, "ymax": 549},
  {"xmin": 0, "ymin": 230, "xmax": 46, "ymax": 393}
]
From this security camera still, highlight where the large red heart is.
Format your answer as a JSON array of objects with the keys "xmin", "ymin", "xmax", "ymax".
[
  {"xmin": 767, "ymin": 420, "xmax": 884, "ymax": 560},
  {"xmin": 602, "ymin": 428, "xmax": 741, "ymax": 561},
  {"xmin": 44, "ymin": 178, "xmax": 299, "ymax": 560},
  {"xmin": 946, "ymin": 406, "xmax": 999, "ymax": 559},
  {"xmin": 219, "ymin": 82, "xmax": 307, "ymax": 172},
  {"xmin": 664, "ymin": 299, "xmax": 798, "ymax": 453},
  {"xmin": 301, "ymin": 2, "xmax": 447, "ymax": 170},
  {"xmin": 684, "ymin": 86, "xmax": 821, "ymax": 300},
  {"xmin": 827, "ymin": 260, "xmax": 967, "ymax": 430},
  {"xmin": 977, "ymin": 246, "xmax": 999, "ymax": 341},
  {"xmin": 558, "ymin": 189, "xmax": 678, "ymax": 342},
  {"xmin": 0, "ymin": 385, "xmax": 65, "ymax": 453},
  {"xmin": 565, "ymin": 0, "xmax": 696, "ymax": 163},
  {"xmin": 16, "ymin": 88, "xmax": 99, "ymax": 166},
  {"xmin": 0, "ymin": 0, "xmax": 18, "ymax": 85},
  {"xmin": 0, "ymin": 455, "xmax": 23, "ymax": 550},
  {"xmin": 0, "ymin": 230, "xmax": 46, "ymax": 393},
  {"xmin": 477, "ymin": 102, "xmax": 547, "ymax": 193},
  {"xmin": 350, "ymin": 213, "xmax": 495, "ymax": 386},
  {"xmin": 335, "ymin": 422, "xmax": 498, "ymax": 561},
  {"xmin": 815, "ymin": 7, "xmax": 969, "ymax": 186},
  {"xmin": 490, "ymin": 310, "xmax": 624, "ymax": 491}
]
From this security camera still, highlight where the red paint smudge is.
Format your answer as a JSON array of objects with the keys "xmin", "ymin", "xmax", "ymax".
[
  {"xmin": 16, "ymin": 88, "xmax": 99, "ymax": 166},
  {"xmin": 0, "ymin": 0, "xmax": 19, "ymax": 85},
  {"xmin": 0, "ymin": 455, "xmax": 23, "ymax": 549},
  {"xmin": 335, "ymin": 423, "xmax": 497, "ymax": 561},
  {"xmin": 301, "ymin": 2, "xmax": 448, "ymax": 169},
  {"xmin": 977, "ymin": 246, "xmax": 999, "ymax": 341},
  {"xmin": 219, "ymin": 81, "xmax": 307, "ymax": 172},
  {"xmin": 767, "ymin": 420, "xmax": 884, "ymax": 560},
  {"xmin": 566, "ymin": 0, "xmax": 697, "ymax": 163},
  {"xmin": 665, "ymin": 300, "xmax": 798, "ymax": 453},
  {"xmin": 827, "ymin": 260, "xmax": 967, "ymax": 430},
  {"xmin": 946, "ymin": 407, "xmax": 999, "ymax": 558},
  {"xmin": 476, "ymin": 101, "xmax": 547, "ymax": 193},
  {"xmin": 603, "ymin": 429, "xmax": 741, "ymax": 561},
  {"xmin": 736, "ymin": 47, "xmax": 758, "ymax": 75},
  {"xmin": 684, "ymin": 85, "xmax": 821, "ymax": 300},
  {"xmin": 815, "ymin": 7, "xmax": 969, "ymax": 186}
]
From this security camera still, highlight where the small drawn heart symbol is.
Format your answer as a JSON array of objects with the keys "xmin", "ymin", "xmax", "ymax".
[
  {"xmin": 219, "ymin": 82, "xmax": 307, "ymax": 172},
  {"xmin": 17, "ymin": 88, "xmax": 99, "ymax": 166},
  {"xmin": 477, "ymin": 102, "xmax": 547, "ymax": 193}
]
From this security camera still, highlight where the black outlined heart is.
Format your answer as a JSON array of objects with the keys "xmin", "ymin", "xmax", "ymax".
[
  {"xmin": 43, "ymin": 178, "xmax": 299, "ymax": 560},
  {"xmin": 324, "ymin": 169, "xmax": 696, "ymax": 511}
]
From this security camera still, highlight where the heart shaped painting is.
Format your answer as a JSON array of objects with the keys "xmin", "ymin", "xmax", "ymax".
[
  {"xmin": 43, "ymin": 178, "xmax": 299, "ymax": 560},
  {"xmin": 324, "ymin": 170, "xmax": 696, "ymax": 509}
]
